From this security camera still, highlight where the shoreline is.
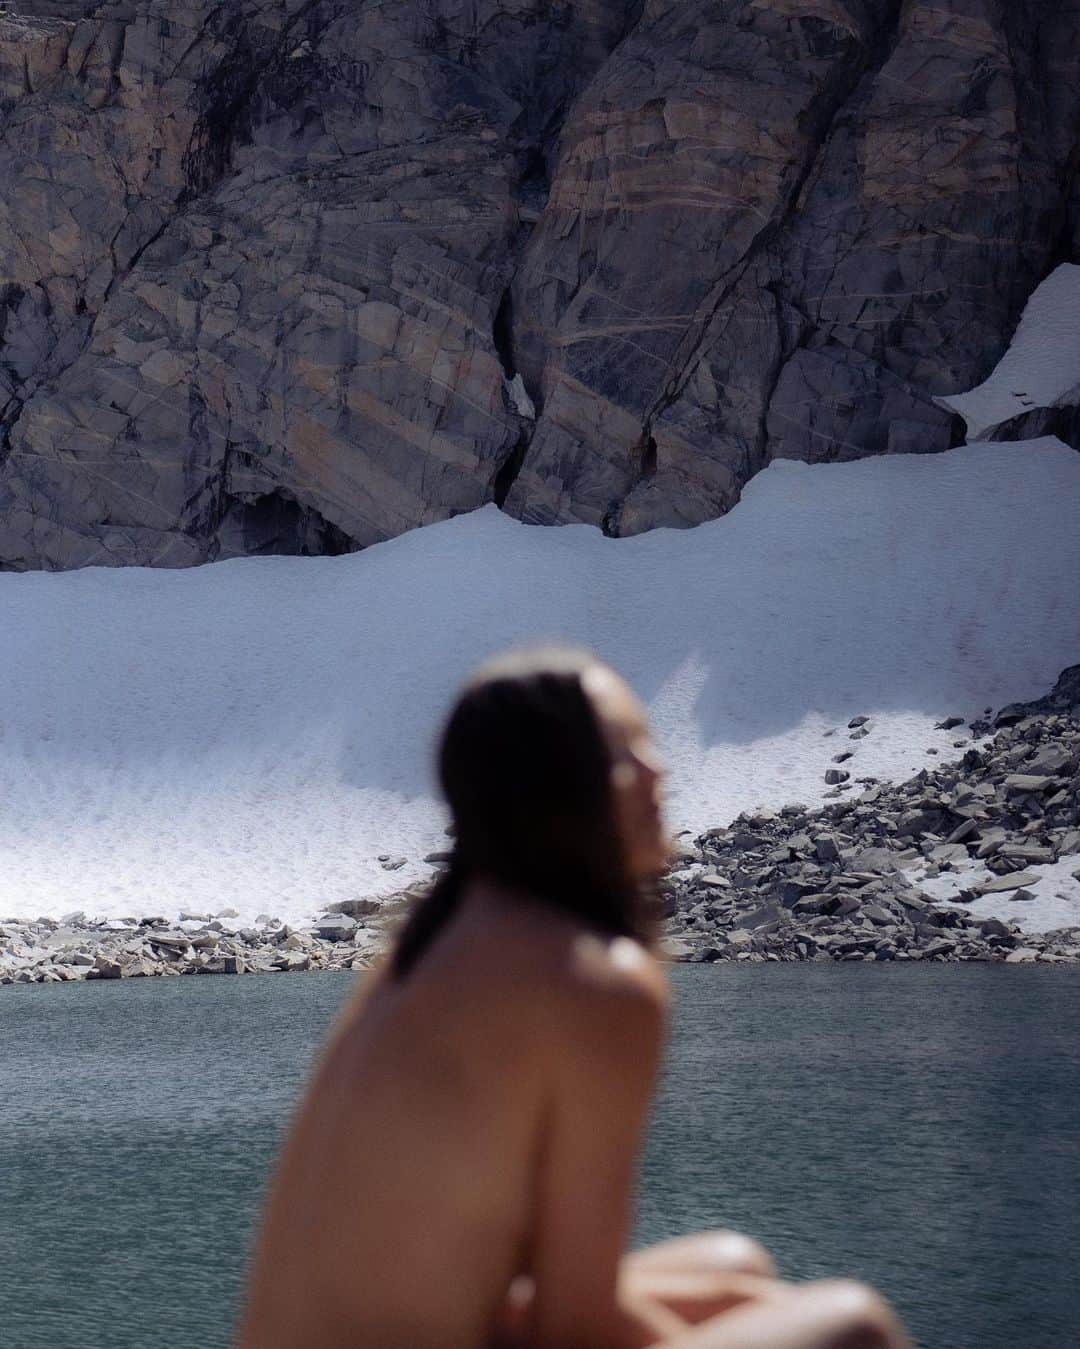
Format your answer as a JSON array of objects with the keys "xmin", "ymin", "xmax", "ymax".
[{"xmin": 4, "ymin": 673, "xmax": 1078, "ymax": 985}]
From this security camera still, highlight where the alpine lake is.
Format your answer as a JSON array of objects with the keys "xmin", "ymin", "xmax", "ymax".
[{"xmin": 2, "ymin": 964, "xmax": 1077, "ymax": 1349}]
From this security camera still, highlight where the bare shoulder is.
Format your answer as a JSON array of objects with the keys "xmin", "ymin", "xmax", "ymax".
[
  {"xmin": 551, "ymin": 931, "xmax": 670, "ymax": 1071},
  {"xmin": 486, "ymin": 897, "xmax": 668, "ymax": 1007},
  {"xmin": 565, "ymin": 931, "xmax": 669, "ymax": 1009},
  {"xmin": 445, "ymin": 888, "xmax": 669, "ymax": 1050}
]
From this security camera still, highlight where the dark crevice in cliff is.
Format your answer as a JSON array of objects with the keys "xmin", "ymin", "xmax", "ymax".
[
  {"xmin": 492, "ymin": 286, "xmax": 516, "ymax": 379},
  {"xmin": 619, "ymin": 1, "xmax": 648, "ymax": 43},
  {"xmin": 181, "ymin": 0, "xmax": 324, "ymax": 199},
  {"xmin": 602, "ymin": 432, "xmax": 657, "ymax": 535},
  {"xmin": 0, "ymin": 396, "xmax": 22, "ymax": 470},
  {"xmin": 492, "ymin": 430, "xmax": 529, "ymax": 509},
  {"xmin": 0, "ymin": 283, "xmax": 26, "ymax": 453},
  {"xmin": 659, "ymin": 1, "xmax": 905, "ymax": 424},
  {"xmin": 103, "ymin": 213, "xmax": 174, "ymax": 305},
  {"xmin": 1000, "ymin": 4, "xmax": 1080, "ymax": 330},
  {"xmin": 600, "ymin": 1, "xmax": 907, "ymax": 536},
  {"xmin": 1052, "ymin": 148, "xmax": 1080, "ymax": 268},
  {"xmin": 211, "ymin": 483, "xmax": 358, "ymax": 559},
  {"xmin": 639, "ymin": 434, "xmax": 657, "ymax": 480},
  {"xmin": 502, "ymin": 137, "xmax": 555, "ymax": 417},
  {"xmin": 517, "ymin": 145, "xmax": 550, "ymax": 225},
  {"xmin": 752, "ymin": 284, "xmax": 807, "ymax": 482}
]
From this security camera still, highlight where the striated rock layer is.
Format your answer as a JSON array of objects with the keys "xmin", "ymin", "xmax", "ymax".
[{"xmin": 1, "ymin": 0, "xmax": 1078, "ymax": 567}]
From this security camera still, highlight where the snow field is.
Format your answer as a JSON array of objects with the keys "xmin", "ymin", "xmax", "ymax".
[{"xmin": 0, "ymin": 437, "xmax": 1078, "ymax": 925}]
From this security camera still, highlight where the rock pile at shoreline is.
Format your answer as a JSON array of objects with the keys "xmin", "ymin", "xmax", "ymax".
[
  {"xmin": 0, "ymin": 893, "xmax": 417, "ymax": 986},
  {"xmin": 662, "ymin": 667, "xmax": 1080, "ymax": 964}
]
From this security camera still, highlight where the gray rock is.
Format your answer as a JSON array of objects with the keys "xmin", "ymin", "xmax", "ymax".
[
  {"xmin": 922, "ymin": 938, "xmax": 957, "ymax": 959},
  {"xmin": 329, "ymin": 898, "xmax": 383, "ymax": 919},
  {"xmin": 977, "ymin": 871, "xmax": 1041, "ymax": 895},
  {"xmin": 1001, "ymin": 844, "xmax": 1055, "ymax": 865},
  {"xmin": 1003, "ymin": 774, "xmax": 1061, "ymax": 794},
  {"xmin": 851, "ymin": 848, "xmax": 900, "ymax": 875},
  {"xmin": 929, "ymin": 843, "xmax": 971, "ymax": 865},
  {"xmin": 2, "ymin": 2, "xmax": 1077, "ymax": 566},
  {"xmin": 863, "ymin": 904, "xmax": 896, "ymax": 926},
  {"xmin": 792, "ymin": 895, "xmax": 838, "ymax": 916},
  {"xmin": 315, "ymin": 913, "xmax": 357, "ymax": 942},
  {"xmin": 1024, "ymin": 745, "xmax": 1076, "ymax": 777}
]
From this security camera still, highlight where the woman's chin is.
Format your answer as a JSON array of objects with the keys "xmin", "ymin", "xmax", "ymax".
[{"xmin": 630, "ymin": 842, "xmax": 671, "ymax": 880}]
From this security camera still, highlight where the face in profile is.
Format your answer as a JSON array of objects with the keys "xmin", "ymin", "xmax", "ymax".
[{"xmin": 582, "ymin": 665, "xmax": 670, "ymax": 879}]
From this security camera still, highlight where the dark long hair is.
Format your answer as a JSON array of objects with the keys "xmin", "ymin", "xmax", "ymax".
[{"xmin": 391, "ymin": 646, "xmax": 656, "ymax": 980}]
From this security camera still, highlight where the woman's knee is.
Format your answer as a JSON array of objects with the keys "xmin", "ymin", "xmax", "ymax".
[
  {"xmin": 689, "ymin": 1230, "xmax": 776, "ymax": 1278},
  {"xmin": 629, "ymin": 1229, "xmax": 777, "ymax": 1280},
  {"xmin": 808, "ymin": 1280, "xmax": 908, "ymax": 1348}
]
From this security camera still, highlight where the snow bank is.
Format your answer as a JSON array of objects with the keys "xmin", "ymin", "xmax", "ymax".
[
  {"xmin": 915, "ymin": 857, "xmax": 1080, "ymax": 935},
  {"xmin": 937, "ymin": 263, "xmax": 1080, "ymax": 440},
  {"xmin": 1, "ymin": 438, "xmax": 1079, "ymax": 924}
]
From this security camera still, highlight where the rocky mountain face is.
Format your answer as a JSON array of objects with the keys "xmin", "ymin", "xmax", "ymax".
[{"xmin": 1, "ymin": 0, "xmax": 1078, "ymax": 568}]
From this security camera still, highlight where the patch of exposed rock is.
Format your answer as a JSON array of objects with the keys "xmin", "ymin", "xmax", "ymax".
[
  {"xmin": 0, "ymin": 891, "xmax": 415, "ymax": 984},
  {"xmin": 1, "ymin": 1, "xmax": 1078, "ymax": 566},
  {"xmin": 661, "ymin": 667, "xmax": 1080, "ymax": 964}
]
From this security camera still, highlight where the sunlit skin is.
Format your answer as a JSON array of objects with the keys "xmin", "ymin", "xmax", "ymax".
[
  {"xmin": 238, "ymin": 661, "xmax": 910, "ymax": 1349},
  {"xmin": 582, "ymin": 665, "xmax": 672, "ymax": 881}
]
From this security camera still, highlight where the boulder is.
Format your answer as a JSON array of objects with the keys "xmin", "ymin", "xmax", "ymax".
[
  {"xmin": 315, "ymin": 913, "xmax": 358, "ymax": 942},
  {"xmin": 329, "ymin": 898, "xmax": 383, "ymax": 919},
  {"xmin": 976, "ymin": 871, "xmax": 1041, "ymax": 895},
  {"xmin": 1003, "ymin": 774, "xmax": 1061, "ymax": 794}
]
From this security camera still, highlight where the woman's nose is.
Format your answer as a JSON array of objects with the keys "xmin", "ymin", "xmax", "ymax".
[{"xmin": 638, "ymin": 754, "xmax": 665, "ymax": 784}]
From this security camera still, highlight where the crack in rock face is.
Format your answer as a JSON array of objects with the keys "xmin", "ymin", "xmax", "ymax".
[{"xmin": 0, "ymin": 0, "xmax": 1077, "ymax": 568}]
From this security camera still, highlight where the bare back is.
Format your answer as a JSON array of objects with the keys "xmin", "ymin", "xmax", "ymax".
[{"xmin": 237, "ymin": 885, "xmax": 668, "ymax": 1349}]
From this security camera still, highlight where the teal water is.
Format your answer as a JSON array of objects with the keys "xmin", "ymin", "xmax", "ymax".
[{"xmin": 1, "ymin": 966, "xmax": 1077, "ymax": 1348}]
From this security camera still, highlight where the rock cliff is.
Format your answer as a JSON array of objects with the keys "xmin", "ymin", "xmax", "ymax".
[{"xmin": 1, "ymin": 0, "xmax": 1077, "ymax": 567}]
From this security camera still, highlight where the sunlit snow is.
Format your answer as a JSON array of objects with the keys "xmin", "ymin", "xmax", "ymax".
[
  {"xmin": 1, "ymin": 438, "xmax": 1078, "ymax": 924},
  {"xmin": 915, "ymin": 858, "xmax": 1080, "ymax": 936},
  {"xmin": 938, "ymin": 263, "xmax": 1080, "ymax": 440}
]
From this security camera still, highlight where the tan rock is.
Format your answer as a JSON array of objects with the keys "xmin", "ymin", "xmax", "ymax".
[{"xmin": 0, "ymin": 1, "xmax": 1077, "ymax": 566}]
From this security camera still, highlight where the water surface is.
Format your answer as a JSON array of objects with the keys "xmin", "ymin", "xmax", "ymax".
[{"xmin": 1, "ymin": 965, "xmax": 1076, "ymax": 1348}]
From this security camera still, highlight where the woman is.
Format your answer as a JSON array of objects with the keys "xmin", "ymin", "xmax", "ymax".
[{"xmin": 238, "ymin": 647, "xmax": 909, "ymax": 1349}]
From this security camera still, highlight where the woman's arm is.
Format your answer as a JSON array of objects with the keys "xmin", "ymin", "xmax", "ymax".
[{"xmin": 523, "ymin": 940, "xmax": 672, "ymax": 1349}]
